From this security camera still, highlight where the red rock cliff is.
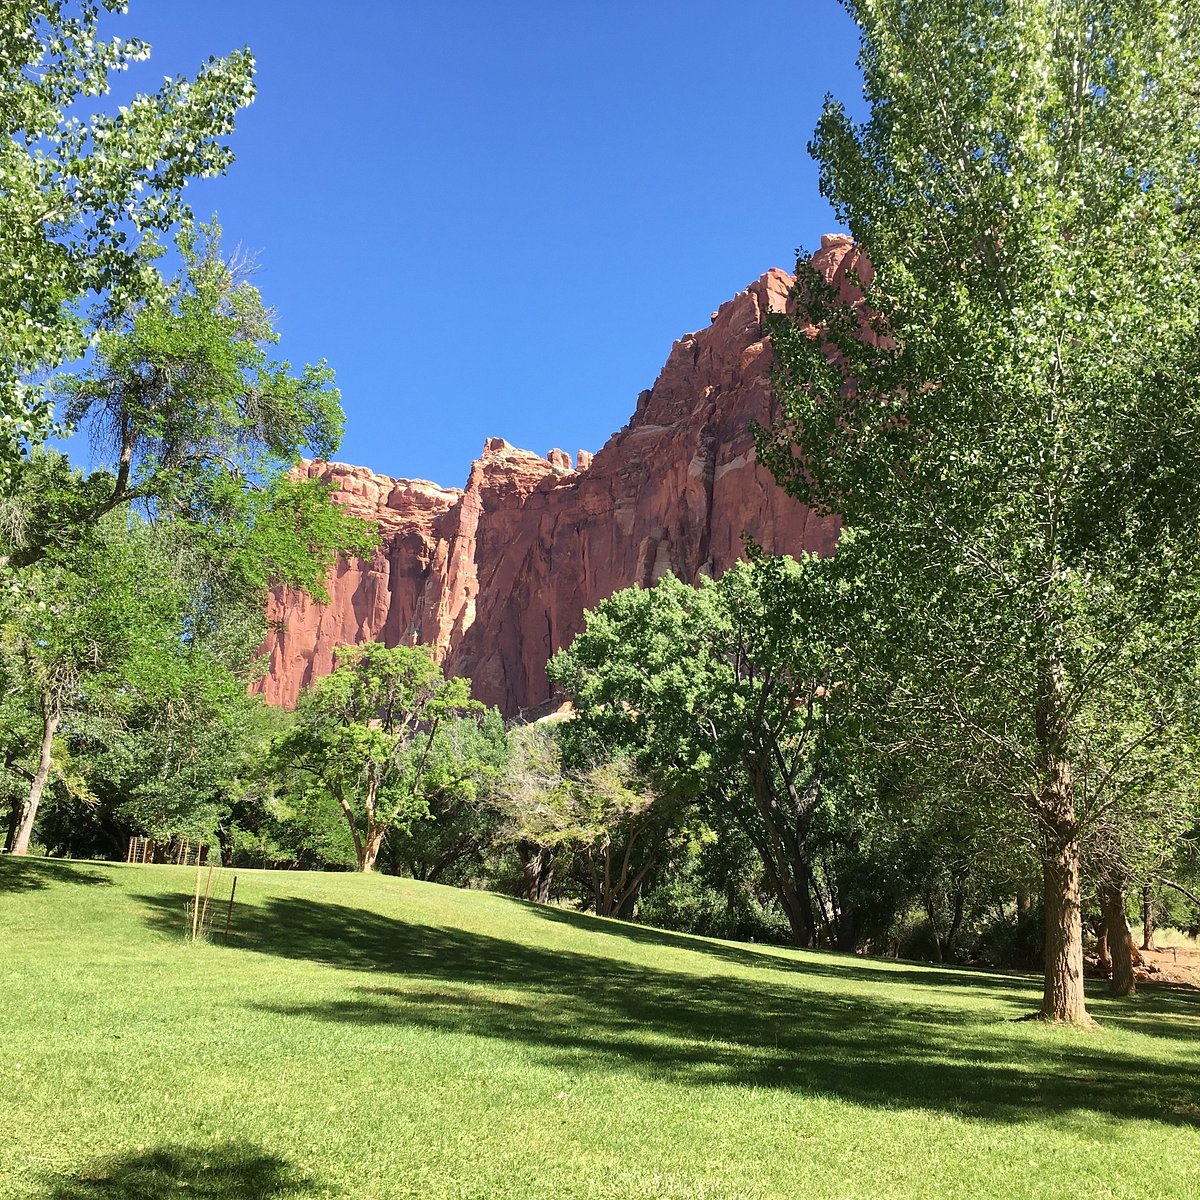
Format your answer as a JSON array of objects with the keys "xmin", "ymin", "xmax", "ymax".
[{"xmin": 256, "ymin": 238, "xmax": 857, "ymax": 715}]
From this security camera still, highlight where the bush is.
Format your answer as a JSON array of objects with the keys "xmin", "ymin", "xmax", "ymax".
[{"xmin": 637, "ymin": 871, "xmax": 793, "ymax": 944}]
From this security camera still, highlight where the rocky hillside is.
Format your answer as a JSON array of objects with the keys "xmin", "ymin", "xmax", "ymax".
[{"xmin": 255, "ymin": 236, "xmax": 860, "ymax": 715}]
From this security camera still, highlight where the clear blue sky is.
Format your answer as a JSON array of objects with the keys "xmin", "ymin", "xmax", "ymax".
[{"xmin": 105, "ymin": 1, "xmax": 865, "ymax": 487}]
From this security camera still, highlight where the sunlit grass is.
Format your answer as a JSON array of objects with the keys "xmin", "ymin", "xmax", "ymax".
[
  {"xmin": 2, "ymin": 858, "xmax": 1198, "ymax": 1200},
  {"xmin": 1149, "ymin": 926, "xmax": 1199, "ymax": 949}
]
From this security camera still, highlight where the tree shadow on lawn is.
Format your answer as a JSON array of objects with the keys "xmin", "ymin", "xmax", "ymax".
[
  {"xmin": 137, "ymin": 891, "xmax": 1200, "ymax": 1129},
  {"xmin": 38, "ymin": 1141, "xmax": 316, "ymax": 1199},
  {"xmin": 0, "ymin": 857, "xmax": 114, "ymax": 893},
  {"xmin": 527, "ymin": 903, "xmax": 1046, "ymax": 998},
  {"xmin": 1088, "ymin": 982, "xmax": 1200, "ymax": 1044}
]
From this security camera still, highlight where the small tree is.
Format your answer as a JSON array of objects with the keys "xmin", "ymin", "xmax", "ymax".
[
  {"xmin": 492, "ymin": 723, "xmax": 576, "ymax": 903},
  {"xmin": 276, "ymin": 644, "xmax": 480, "ymax": 872},
  {"xmin": 2, "ymin": 513, "xmax": 219, "ymax": 855},
  {"xmin": 568, "ymin": 757, "xmax": 686, "ymax": 919}
]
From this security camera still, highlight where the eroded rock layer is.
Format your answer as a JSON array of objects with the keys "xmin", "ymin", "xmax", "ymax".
[{"xmin": 256, "ymin": 240, "xmax": 855, "ymax": 715}]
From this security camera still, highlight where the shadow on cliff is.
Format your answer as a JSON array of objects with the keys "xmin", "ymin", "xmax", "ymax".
[{"xmin": 134, "ymin": 890, "xmax": 1200, "ymax": 1128}]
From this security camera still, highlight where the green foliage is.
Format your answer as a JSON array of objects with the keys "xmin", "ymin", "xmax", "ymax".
[
  {"xmin": 758, "ymin": 0, "xmax": 1200, "ymax": 1018},
  {"xmin": 0, "ymin": 507, "xmax": 275, "ymax": 854},
  {"xmin": 637, "ymin": 824, "xmax": 795, "ymax": 944},
  {"xmin": 485, "ymin": 722, "xmax": 688, "ymax": 914},
  {"xmin": 760, "ymin": 0, "xmax": 1200, "ymax": 826},
  {"xmin": 5, "ymin": 228, "xmax": 373, "ymax": 582},
  {"xmin": 0, "ymin": 3, "xmax": 255, "ymax": 470},
  {"xmin": 383, "ymin": 709, "xmax": 508, "ymax": 884},
  {"xmin": 275, "ymin": 643, "xmax": 484, "ymax": 871},
  {"xmin": 550, "ymin": 555, "xmax": 855, "ymax": 943}
]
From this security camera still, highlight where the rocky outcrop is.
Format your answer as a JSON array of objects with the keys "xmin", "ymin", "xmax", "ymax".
[{"xmin": 256, "ymin": 238, "xmax": 855, "ymax": 715}]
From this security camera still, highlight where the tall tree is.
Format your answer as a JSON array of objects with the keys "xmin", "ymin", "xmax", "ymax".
[
  {"xmin": 759, "ymin": 0, "xmax": 1200, "ymax": 1021},
  {"xmin": 2, "ymin": 229, "xmax": 365, "ymax": 579}
]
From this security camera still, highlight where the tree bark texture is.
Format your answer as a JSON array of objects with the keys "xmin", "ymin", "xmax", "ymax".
[
  {"xmin": 745, "ymin": 764, "xmax": 819, "ymax": 947},
  {"xmin": 1041, "ymin": 833, "xmax": 1089, "ymax": 1022},
  {"xmin": 336, "ymin": 791, "xmax": 366, "ymax": 870},
  {"xmin": 1100, "ymin": 883, "xmax": 1138, "ymax": 997},
  {"xmin": 1035, "ymin": 656, "xmax": 1091, "ymax": 1024},
  {"xmin": 518, "ymin": 842, "xmax": 554, "ymax": 904},
  {"xmin": 360, "ymin": 829, "xmax": 386, "ymax": 873},
  {"xmin": 1141, "ymin": 880, "xmax": 1157, "ymax": 951},
  {"xmin": 11, "ymin": 700, "xmax": 59, "ymax": 857}
]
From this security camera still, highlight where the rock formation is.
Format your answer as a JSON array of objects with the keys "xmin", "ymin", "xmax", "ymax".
[{"xmin": 256, "ymin": 237, "xmax": 857, "ymax": 716}]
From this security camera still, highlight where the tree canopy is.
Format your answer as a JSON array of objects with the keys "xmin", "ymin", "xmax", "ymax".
[{"xmin": 1, "ymin": 1, "xmax": 255, "ymax": 474}]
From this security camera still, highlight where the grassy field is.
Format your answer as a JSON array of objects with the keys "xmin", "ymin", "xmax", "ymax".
[{"xmin": 1, "ymin": 859, "xmax": 1198, "ymax": 1200}]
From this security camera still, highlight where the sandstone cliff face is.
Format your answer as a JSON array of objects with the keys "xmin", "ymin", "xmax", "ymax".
[{"xmin": 256, "ymin": 238, "xmax": 856, "ymax": 715}]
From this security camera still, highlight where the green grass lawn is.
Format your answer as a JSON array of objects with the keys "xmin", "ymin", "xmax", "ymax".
[{"xmin": 2, "ymin": 859, "xmax": 1198, "ymax": 1200}]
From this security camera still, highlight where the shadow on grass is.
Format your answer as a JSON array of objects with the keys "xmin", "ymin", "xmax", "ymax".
[
  {"xmin": 1088, "ymin": 982, "xmax": 1200, "ymax": 1043},
  {"xmin": 135, "ymin": 890, "xmax": 1200, "ymax": 1128},
  {"xmin": 526, "ymin": 902, "xmax": 1045, "ymax": 997},
  {"xmin": 0, "ymin": 858, "xmax": 113, "ymax": 893},
  {"xmin": 40, "ymin": 1142, "xmax": 316, "ymax": 1199}
]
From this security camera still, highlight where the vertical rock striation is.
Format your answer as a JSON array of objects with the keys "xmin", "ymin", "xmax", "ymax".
[{"xmin": 256, "ymin": 240, "xmax": 857, "ymax": 715}]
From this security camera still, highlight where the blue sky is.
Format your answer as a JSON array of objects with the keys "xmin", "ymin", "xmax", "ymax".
[{"xmin": 104, "ymin": 1, "xmax": 865, "ymax": 486}]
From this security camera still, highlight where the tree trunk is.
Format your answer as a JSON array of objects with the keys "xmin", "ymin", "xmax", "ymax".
[
  {"xmin": 335, "ymin": 789, "xmax": 365, "ymax": 869},
  {"xmin": 11, "ymin": 702, "xmax": 59, "ymax": 857},
  {"xmin": 1096, "ymin": 927, "xmax": 1111, "ymax": 973},
  {"xmin": 835, "ymin": 900, "xmax": 858, "ymax": 952},
  {"xmin": 360, "ymin": 828, "xmax": 386, "ymax": 873},
  {"xmin": 517, "ymin": 842, "xmax": 554, "ymax": 904},
  {"xmin": 922, "ymin": 894, "xmax": 945, "ymax": 963},
  {"xmin": 1141, "ymin": 880, "xmax": 1157, "ymax": 951},
  {"xmin": 750, "ymin": 831, "xmax": 816, "ymax": 946},
  {"xmin": 945, "ymin": 882, "xmax": 967, "ymax": 961},
  {"xmin": 746, "ymin": 768, "xmax": 818, "ymax": 947},
  {"xmin": 1041, "ymin": 833, "xmax": 1090, "ymax": 1022},
  {"xmin": 1100, "ymin": 883, "xmax": 1137, "ymax": 997},
  {"xmin": 1035, "ymin": 654, "xmax": 1091, "ymax": 1024},
  {"xmin": 5, "ymin": 794, "xmax": 21, "ymax": 853}
]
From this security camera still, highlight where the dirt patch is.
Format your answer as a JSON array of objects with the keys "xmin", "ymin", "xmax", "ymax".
[{"xmin": 1137, "ymin": 944, "xmax": 1200, "ymax": 989}]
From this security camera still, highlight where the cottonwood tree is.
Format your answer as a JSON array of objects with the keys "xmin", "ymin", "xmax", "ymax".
[
  {"xmin": 276, "ymin": 643, "xmax": 482, "ymax": 873},
  {"xmin": 550, "ymin": 554, "xmax": 851, "ymax": 946},
  {"xmin": 567, "ymin": 757, "xmax": 686, "ymax": 920},
  {"xmin": 492, "ymin": 723, "xmax": 576, "ymax": 903},
  {"xmin": 1, "ymin": 2, "xmax": 255, "ymax": 474},
  {"xmin": 2, "ymin": 513, "xmax": 221, "ymax": 855},
  {"xmin": 759, "ymin": 0, "xmax": 1200, "ymax": 1021},
  {"xmin": 489, "ymin": 724, "xmax": 680, "ymax": 914}
]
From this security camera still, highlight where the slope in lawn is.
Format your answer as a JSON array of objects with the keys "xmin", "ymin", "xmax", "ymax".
[{"xmin": 2, "ymin": 858, "xmax": 1198, "ymax": 1200}]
